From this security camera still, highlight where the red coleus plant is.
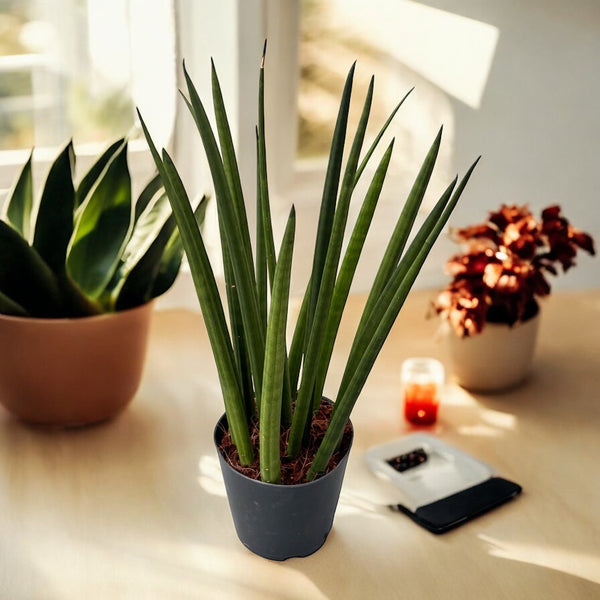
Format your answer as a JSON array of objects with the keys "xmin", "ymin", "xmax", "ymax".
[{"xmin": 434, "ymin": 204, "xmax": 596, "ymax": 337}]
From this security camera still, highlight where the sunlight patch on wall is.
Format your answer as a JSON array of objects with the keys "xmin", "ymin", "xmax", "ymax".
[{"xmin": 331, "ymin": 0, "xmax": 499, "ymax": 109}]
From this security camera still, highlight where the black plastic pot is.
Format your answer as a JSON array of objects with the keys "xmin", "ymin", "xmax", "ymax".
[{"xmin": 214, "ymin": 413, "xmax": 353, "ymax": 561}]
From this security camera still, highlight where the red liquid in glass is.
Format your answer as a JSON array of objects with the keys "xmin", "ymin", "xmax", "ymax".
[{"xmin": 403, "ymin": 383, "xmax": 439, "ymax": 425}]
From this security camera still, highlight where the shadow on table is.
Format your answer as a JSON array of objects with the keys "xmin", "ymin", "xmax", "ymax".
[{"xmin": 287, "ymin": 509, "xmax": 600, "ymax": 599}]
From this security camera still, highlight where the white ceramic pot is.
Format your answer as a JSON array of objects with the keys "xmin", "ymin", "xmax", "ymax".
[{"xmin": 444, "ymin": 312, "xmax": 540, "ymax": 392}]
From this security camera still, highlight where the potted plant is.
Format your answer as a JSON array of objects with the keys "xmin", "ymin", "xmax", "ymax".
[
  {"xmin": 140, "ymin": 46, "xmax": 479, "ymax": 560},
  {"xmin": 0, "ymin": 140, "xmax": 201, "ymax": 426},
  {"xmin": 433, "ymin": 203, "xmax": 595, "ymax": 391}
]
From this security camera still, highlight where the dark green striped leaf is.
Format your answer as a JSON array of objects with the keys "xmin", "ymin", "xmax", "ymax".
[
  {"xmin": 0, "ymin": 220, "xmax": 63, "ymax": 317},
  {"xmin": 3, "ymin": 150, "xmax": 33, "ymax": 240},
  {"xmin": 32, "ymin": 141, "xmax": 75, "ymax": 273},
  {"xmin": 260, "ymin": 206, "xmax": 296, "ymax": 484},
  {"xmin": 67, "ymin": 142, "xmax": 132, "ymax": 298},
  {"xmin": 75, "ymin": 138, "xmax": 124, "ymax": 208}
]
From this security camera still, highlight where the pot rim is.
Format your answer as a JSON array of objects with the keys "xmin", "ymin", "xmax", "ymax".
[
  {"xmin": 0, "ymin": 298, "xmax": 155, "ymax": 325},
  {"xmin": 213, "ymin": 411, "xmax": 354, "ymax": 490}
]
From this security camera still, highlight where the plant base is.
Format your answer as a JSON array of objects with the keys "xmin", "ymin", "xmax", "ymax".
[{"xmin": 214, "ymin": 409, "xmax": 353, "ymax": 561}]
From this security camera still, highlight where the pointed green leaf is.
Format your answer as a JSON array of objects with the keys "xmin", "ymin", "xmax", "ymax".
[
  {"xmin": 0, "ymin": 290, "xmax": 28, "ymax": 317},
  {"xmin": 354, "ymin": 87, "xmax": 412, "ymax": 186},
  {"xmin": 257, "ymin": 47, "xmax": 291, "ymax": 422},
  {"xmin": 0, "ymin": 220, "xmax": 63, "ymax": 317},
  {"xmin": 211, "ymin": 59, "xmax": 254, "ymax": 279},
  {"xmin": 3, "ymin": 149, "xmax": 33, "ymax": 240},
  {"xmin": 150, "ymin": 195, "xmax": 208, "ymax": 299},
  {"xmin": 257, "ymin": 51, "xmax": 277, "ymax": 288},
  {"xmin": 288, "ymin": 72, "xmax": 372, "ymax": 455},
  {"xmin": 305, "ymin": 63, "xmax": 356, "ymax": 346},
  {"xmin": 182, "ymin": 63, "xmax": 265, "ymax": 401},
  {"xmin": 113, "ymin": 192, "xmax": 176, "ymax": 310},
  {"xmin": 256, "ymin": 128, "xmax": 268, "ymax": 326},
  {"xmin": 260, "ymin": 206, "xmax": 296, "ymax": 484},
  {"xmin": 75, "ymin": 138, "xmax": 124, "ymax": 208},
  {"xmin": 288, "ymin": 285, "xmax": 309, "ymax": 396},
  {"xmin": 67, "ymin": 142, "xmax": 132, "ymax": 298},
  {"xmin": 161, "ymin": 148, "xmax": 254, "ymax": 464},
  {"xmin": 134, "ymin": 172, "xmax": 164, "ymax": 221},
  {"xmin": 310, "ymin": 160, "xmax": 480, "ymax": 480},
  {"xmin": 32, "ymin": 141, "xmax": 75, "ymax": 273},
  {"xmin": 351, "ymin": 126, "xmax": 443, "ymax": 354},
  {"xmin": 138, "ymin": 108, "xmax": 253, "ymax": 464},
  {"xmin": 210, "ymin": 68, "xmax": 258, "ymax": 412},
  {"xmin": 222, "ymin": 233, "xmax": 256, "ymax": 417},
  {"xmin": 313, "ymin": 139, "xmax": 394, "ymax": 404},
  {"xmin": 337, "ymin": 175, "xmax": 458, "ymax": 400}
]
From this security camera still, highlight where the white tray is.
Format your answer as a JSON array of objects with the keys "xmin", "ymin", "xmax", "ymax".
[{"xmin": 365, "ymin": 433, "xmax": 495, "ymax": 513}]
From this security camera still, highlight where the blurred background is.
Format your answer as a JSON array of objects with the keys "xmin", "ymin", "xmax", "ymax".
[{"xmin": 1, "ymin": 0, "xmax": 598, "ymax": 300}]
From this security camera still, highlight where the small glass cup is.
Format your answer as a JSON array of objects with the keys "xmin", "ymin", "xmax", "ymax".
[{"xmin": 401, "ymin": 357, "xmax": 445, "ymax": 425}]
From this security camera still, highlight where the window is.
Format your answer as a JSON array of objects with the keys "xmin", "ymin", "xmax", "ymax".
[
  {"xmin": 172, "ymin": 0, "xmax": 466, "ymax": 295},
  {"xmin": 0, "ymin": 0, "xmax": 176, "ymax": 192}
]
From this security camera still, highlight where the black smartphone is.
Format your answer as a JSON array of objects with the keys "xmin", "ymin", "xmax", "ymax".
[{"xmin": 391, "ymin": 476, "xmax": 522, "ymax": 534}]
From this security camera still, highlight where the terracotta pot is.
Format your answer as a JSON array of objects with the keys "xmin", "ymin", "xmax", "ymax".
[
  {"xmin": 445, "ymin": 312, "xmax": 540, "ymax": 392},
  {"xmin": 214, "ymin": 411, "xmax": 353, "ymax": 561},
  {"xmin": 0, "ymin": 302, "xmax": 154, "ymax": 426}
]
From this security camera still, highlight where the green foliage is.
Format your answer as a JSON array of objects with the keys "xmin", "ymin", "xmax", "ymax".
[
  {"xmin": 0, "ymin": 140, "xmax": 191, "ymax": 318},
  {"xmin": 141, "ymin": 47, "xmax": 479, "ymax": 481}
]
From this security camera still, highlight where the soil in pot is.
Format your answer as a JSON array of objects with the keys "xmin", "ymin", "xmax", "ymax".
[{"xmin": 216, "ymin": 400, "xmax": 353, "ymax": 484}]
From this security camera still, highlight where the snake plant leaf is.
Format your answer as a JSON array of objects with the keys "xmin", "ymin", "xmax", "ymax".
[
  {"xmin": 162, "ymin": 148, "xmax": 254, "ymax": 464},
  {"xmin": 182, "ymin": 62, "xmax": 266, "ymax": 402},
  {"xmin": 134, "ymin": 172, "xmax": 163, "ymax": 222},
  {"xmin": 137, "ymin": 108, "xmax": 253, "ymax": 464},
  {"xmin": 257, "ymin": 50, "xmax": 277, "ymax": 290},
  {"xmin": 360, "ymin": 126, "xmax": 443, "ymax": 328},
  {"xmin": 339, "ymin": 126, "xmax": 444, "ymax": 382},
  {"xmin": 3, "ymin": 149, "xmax": 33, "ymax": 240},
  {"xmin": 256, "ymin": 129, "xmax": 267, "ymax": 325},
  {"xmin": 208, "ymin": 80, "xmax": 257, "ymax": 412},
  {"xmin": 75, "ymin": 138, "xmax": 124, "ymax": 208},
  {"xmin": 150, "ymin": 195, "xmax": 208, "ymax": 299},
  {"xmin": 32, "ymin": 141, "xmax": 75, "ymax": 273},
  {"xmin": 210, "ymin": 59, "xmax": 254, "ymax": 277},
  {"xmin": 313, "ymin": 139, "xmax": 395, "ymax": 405},
  {"xmin": 337, "ymin": 175, "xmax": 458, "ymax": 400},
  {"xmin": 67, "ymin": 142, "xmax": 133, "ymax": 299},
  {"xmin": 353, "ymin": 88, "xmax": 412, "ymax": 187},
  {"xmin": 288, "ymin": 73, "xmax": 373, "ymax": 456},
  {"xmin": 0, "ymin": 290, "xmax": 28, "ymax": 317},
  {"xmin": 309, "ymin": 158, "xmax": 480, "ymax": 480},
  {"xmin": 111, "ymin": 191, "xmax": 174, "ymax": 309},
  {"xmin": 257, "ymin": 47, "xmax": 292, "ymax": 424},
  {"xmin": 0, "ymin": 220, "xmax": 64, "ymax": 317},
  {"xmin": 208, "ymin": 84, "xmax": 256, "ymax": 414},
  {"xmin": 305, "ymin": 63, "xmax": 355, "ymax": 347},
  {"xmin": 115, "ymin": 215, "xmax": 175, "ymax": 309},
  {"xmin": 260, "ymin": 206, "xmax": 296, "ymax": 484},
  {"xmin": 222, "ymin": 240, "xmax": 256, "ymax": 417},
  {"xmin": 288, "ymin": 285, "xmax": 309, "ymax": 396}
]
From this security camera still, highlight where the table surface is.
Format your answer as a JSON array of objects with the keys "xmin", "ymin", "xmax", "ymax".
[{"xmin": 1, "ymin": 289, "xmax": 599, "ymax": 600}]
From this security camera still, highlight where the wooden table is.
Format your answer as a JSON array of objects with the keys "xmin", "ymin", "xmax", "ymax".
[{"xmin": 1, "ymin": 290, "xmax": 599, "ymax": 599}]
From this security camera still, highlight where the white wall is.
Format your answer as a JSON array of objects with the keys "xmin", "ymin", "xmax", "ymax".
[{"xmin": 337, "ymin": 0, "xmax": 600, "ymax": 290}]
